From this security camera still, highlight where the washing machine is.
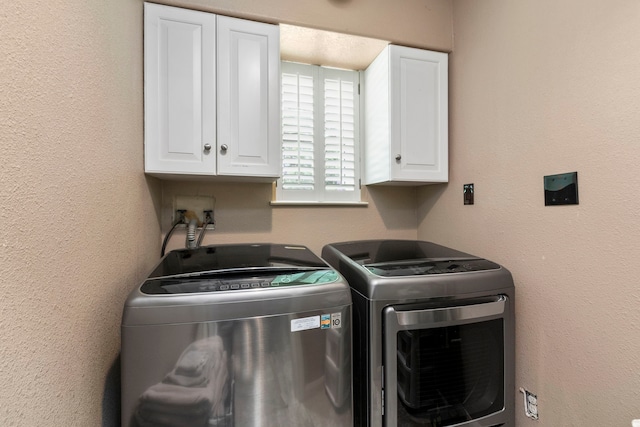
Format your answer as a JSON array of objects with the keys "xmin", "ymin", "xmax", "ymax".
[
  {"xmin": 121, "ymin": 243, "xmax": 352, "ymax": 427},
  {"xmin": 321, "ymin": 239, "xmax": 515, "ymax": 427}
]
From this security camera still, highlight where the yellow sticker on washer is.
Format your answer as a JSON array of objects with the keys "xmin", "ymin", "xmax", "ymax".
[{"xmin": 321, "ymin": 314, "xmax": 331, "ymax": 329}]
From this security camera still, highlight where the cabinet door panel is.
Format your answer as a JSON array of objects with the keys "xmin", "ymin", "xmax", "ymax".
[
  {"xmin": 363, "ymin": 49, "xmax": 391, "ymax": 186},
  {"xmin": 399, "ymin": 58, "xmax": 438, "ymax": 169},
  {"xmin": 391, "ymin": 46, "xmax": 448, "ymax": 182},
  {"xmin": 217, "ymin": 16, "xmax": 280, "ymax": 177},
  {"xmin": 144, "ymin": 4, "xmax": 216, "ymax": 175}
]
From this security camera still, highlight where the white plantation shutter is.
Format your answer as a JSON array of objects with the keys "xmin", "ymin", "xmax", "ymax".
[
  {"xmin": 281, "ymin": 68, "xmax": 315, "ymax": 191},
  {"xmin": 277, "ymin": 62, "xmax": 361, "ymax": 202},
  {"xmin": 324, "ymin": 70, "xmax": 357, "ymax": 192}
]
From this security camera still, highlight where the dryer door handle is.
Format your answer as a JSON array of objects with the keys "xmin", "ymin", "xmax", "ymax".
[{"xmin": 385, "ymin": 295, "xmax": 506, "ymax": 328}]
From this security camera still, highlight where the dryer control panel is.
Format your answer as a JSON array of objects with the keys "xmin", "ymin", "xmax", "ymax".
[{"xmin": 364, "ymin": 259, "xmax": 500, "ymax": 277}]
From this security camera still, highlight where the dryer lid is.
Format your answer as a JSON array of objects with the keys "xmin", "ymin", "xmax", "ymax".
[{"xmin": 364, "ymin": 258, "xmax": 500, "ymax": 277}]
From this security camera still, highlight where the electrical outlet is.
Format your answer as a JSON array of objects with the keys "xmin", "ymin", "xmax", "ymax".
[
  {"xmin": 173, "ymin": 195, "xmax": 216, "ymax": 229},
  {"xmin": 519, "ymin": 388, "xmax": 539, "ymax": 420}
]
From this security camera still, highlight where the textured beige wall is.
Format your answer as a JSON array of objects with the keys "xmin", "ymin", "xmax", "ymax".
[
  {"xmin": 0, "ymin": 0, "xmax": 161, "ymax": 425},
  {"xmin": 419, "ymin": 0, "xmax": 640, "ymax": 425},
  {"xmin": 153, "ymin": 0, "xmax": 453, "ymax": 52},
  {"xmin": 0, "ymin": 0, "xmax": 452, "ymax": 425},
  {"xmin": 161, "ymin": 183, "xmax": 419, "ymax": 256}
]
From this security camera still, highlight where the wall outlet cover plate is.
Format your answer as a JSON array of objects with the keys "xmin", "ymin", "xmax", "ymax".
[
  {"xmin": 519, "ymin": 387, "xmax": 539, "ymax": 420},
  {"xmin": 544, "ymin": 172, "xmax": 578, "ymax": 206}
]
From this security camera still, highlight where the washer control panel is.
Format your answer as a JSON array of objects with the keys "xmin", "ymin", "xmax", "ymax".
[{"xmin": 141, "ymin": 269, "xmax": 339, "ymax": 294}]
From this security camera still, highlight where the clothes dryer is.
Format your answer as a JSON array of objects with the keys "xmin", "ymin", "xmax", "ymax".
[{"xmin": 322, "ymin": 240, "xmax": 514, "ymax": 427}]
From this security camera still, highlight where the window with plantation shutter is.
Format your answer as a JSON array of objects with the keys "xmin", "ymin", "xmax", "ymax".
[{"xmin": 276, "ymin": 61, "xmax": 361, "ymax": 203}]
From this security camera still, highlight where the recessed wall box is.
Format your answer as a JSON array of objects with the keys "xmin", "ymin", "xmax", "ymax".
[
  {"xmin": 544, "ymin": 172, "xmax": 578, "ymax": 206},
  {"xmin": 464, "ymin": 183, "xmax": 474, "ymax": 205}
]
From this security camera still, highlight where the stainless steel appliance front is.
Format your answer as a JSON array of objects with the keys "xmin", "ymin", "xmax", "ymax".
[
  {"xmin": 122, "ymin": 244, "xmax": 353, "ymax": 427},
  {"xmin": 384, "ymin": 296, "xmax": 509, "ymax": 426},
  {"xmin": 322, "ymin": 240, "xmax": 515, "ymax": 427}
]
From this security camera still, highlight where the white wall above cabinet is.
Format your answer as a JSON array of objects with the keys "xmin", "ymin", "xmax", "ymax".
[
  {"xmin": 143, "ymin": 3, "xmax": 281, "ymax": 181},
  {"xmin": 364, "ymin": 45, "xmax": 448, "ymax": 185}
]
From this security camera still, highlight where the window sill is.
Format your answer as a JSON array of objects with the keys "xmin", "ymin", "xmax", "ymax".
[{"xmin": 270, "ymin": 201, "xmax": 368, "ymax": 207}]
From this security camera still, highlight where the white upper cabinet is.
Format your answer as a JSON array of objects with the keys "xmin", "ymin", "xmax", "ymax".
[
  {"xmin": 144, "ymin": 4, "xmax": 216, "ymax": 176},
  {"xmin": 364, "ymin": 45, "xmax": 448, "ymax": 185},
  {"xmin": 216, "ymin": 16, "xmax": 280, "ymax": 178},
  {"xmin": 143, "ymin": 3, "xmax": 281, "ymax": 180}
]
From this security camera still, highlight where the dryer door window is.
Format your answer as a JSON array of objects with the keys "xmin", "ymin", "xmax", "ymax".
[{"xmin": 383, "ymin": 296, "xmax": 507, "ymax": 427}]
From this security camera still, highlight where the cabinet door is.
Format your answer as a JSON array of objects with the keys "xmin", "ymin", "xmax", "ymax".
[
  {"xmin": 144, "ymin": 3, "xmax": 216, "ymax": 175},
  {"xmin": 216, "ymin": 16, "xmax": 281, "ymax": 178},
  {"xmin": 389, "ymin": 46, "xmax": 448, "ymax": 183}
]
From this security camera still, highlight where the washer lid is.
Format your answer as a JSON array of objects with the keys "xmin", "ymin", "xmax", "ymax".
[{"xmin": 149, "ymin": 243, "xmax": 326, "ymax": 279}]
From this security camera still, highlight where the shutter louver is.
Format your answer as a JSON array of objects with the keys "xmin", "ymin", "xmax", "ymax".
[
  {"xmin": 324, "ymin": 78, "xmax": 356, "ymax": 192},
  {"xmin": 277, "ymin": 62, "xmax": 360, "ymax": 203},
  {"xmin": 281, "ymin": 72, "xmax": 315, "ymax": 190}
]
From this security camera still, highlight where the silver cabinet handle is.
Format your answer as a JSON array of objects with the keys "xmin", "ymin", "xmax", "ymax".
[
  {"xmin": 203, "ymin": 143, "xmax": 212, "ymax": 151},
  {"xmin": 220, "ymin": 144, "xmax": 228, "ymax": 152},
  {"xmin": 395, "ymin": 154, "xmax": 401, "ymax": 161}
]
